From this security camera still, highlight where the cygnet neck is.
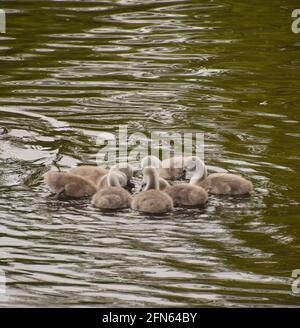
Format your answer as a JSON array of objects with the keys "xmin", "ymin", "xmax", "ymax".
[
  {"xmin": 107, "ymin": 171, "xmax": 126, "ymax": 188},
  {"xmin": 189, "ymin": 159, "xmax": 208, "ymax": 185},
  {"xmin": 144, "ymin": 167, "xmax": 160, "ymax": 191}
]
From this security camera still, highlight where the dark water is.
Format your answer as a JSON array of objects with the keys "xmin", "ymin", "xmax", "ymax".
[{"xmin": 0, "ymin": 0, "xmax": 300, "ymax": 307}]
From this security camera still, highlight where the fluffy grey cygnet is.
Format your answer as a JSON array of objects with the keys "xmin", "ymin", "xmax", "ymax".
[
  {"xmin": 131, "ymin": 167, "xmax": 173, "ymax": 214},
  {"xmin": 185, "ymin": 157, "xmax": 253, "ymax": 195},
  {"xmin": 69, "ymin": 165, "xmax": 108, "ymax": 186},
  {"xmin": 44, "ymin": 171, "xmax": 97, "ymax": 199},
  {"xmin": 92, "ymin": 169, "xmax": 132, "ymax": 210}
]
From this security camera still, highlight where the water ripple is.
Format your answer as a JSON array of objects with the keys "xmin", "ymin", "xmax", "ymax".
[{"xmin": 0, "ymin": 0, "xmax": 299, "ymax": 307}]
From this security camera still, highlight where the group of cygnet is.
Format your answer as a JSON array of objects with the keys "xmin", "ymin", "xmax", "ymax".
[{"xmin": 44, "ymin": 155, "xmax": 253, "ymax": 215}]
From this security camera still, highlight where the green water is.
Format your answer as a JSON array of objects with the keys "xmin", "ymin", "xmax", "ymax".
[{"xmin": 0, "ymin": 0, "xmax": 300, "ymax": 307}]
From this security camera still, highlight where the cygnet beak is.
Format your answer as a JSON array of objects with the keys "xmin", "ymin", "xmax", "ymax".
[{"xmin": 49, "ymin": 187, "xmax": 66, "ymax": 200}]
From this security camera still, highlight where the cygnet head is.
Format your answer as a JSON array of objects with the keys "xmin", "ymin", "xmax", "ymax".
[
  {"xmin": 109, "ymin": 164, "xmax": 135, "ymax": 192},
  {"xmin": 111, "ymin": 162, "xmax": 134, "ymax": 179},
  {"xmin": 141, "ymin": 155, "xmax": 161, "ymax": 170},
  {"xmin": 107, "ymin": 169, "xmax": 127, "ymax": 188},
  {"xmin": 184, "ymin": 156, "xmax": 207, "ymax": 181}
]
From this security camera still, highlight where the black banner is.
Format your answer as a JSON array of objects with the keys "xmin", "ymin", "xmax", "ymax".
[{"xmin": 0, "ymin": 308, "xmax": 299, "ymax": 327}]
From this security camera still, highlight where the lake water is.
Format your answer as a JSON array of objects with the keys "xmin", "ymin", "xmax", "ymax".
[{"xmin": 0, "ymin": 0, "xmax": 300, "ymax": 307}]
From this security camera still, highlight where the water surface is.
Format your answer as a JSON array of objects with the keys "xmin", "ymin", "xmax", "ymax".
[{"xmin": 0, "ymin": 0, "xmax": 300, "ymax": 307}]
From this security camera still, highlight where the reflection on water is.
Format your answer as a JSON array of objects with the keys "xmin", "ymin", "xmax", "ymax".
[{"xmin": 0, "ymin": 0, "xmax": 300, "ymax": 307}]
